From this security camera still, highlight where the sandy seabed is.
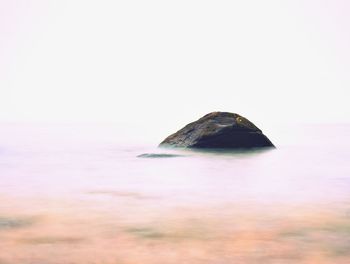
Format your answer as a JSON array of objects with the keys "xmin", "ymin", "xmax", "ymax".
[{"xmin": 1, "ymin": 194, "xmax": 350, "ymax": 264}]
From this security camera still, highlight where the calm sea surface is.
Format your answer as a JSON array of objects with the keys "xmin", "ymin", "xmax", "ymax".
[{"xmin": 0, "ymin": 123, "xmax": 349, "ymax": 264}]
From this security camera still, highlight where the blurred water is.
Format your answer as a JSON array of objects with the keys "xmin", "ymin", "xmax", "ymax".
[{"xmin": 0, "ymin": 123, "xmax": 349, "ymax": 264}]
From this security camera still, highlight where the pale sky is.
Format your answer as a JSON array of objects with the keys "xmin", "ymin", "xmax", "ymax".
[{"xmin": 1, "ymin": 0, "xmax": 349, "ymax": 130}]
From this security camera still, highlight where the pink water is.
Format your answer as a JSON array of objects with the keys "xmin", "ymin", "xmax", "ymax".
[{"xmin": 0, "ymin": 123, "xmax": 349, "ymax": 263}]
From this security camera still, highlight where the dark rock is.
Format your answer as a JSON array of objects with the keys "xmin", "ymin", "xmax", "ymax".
[
  {"xmin": 137, "ymin": 153, "xmax": 184, "ymax": 158},
  {"xmin": 159, "ymin": 112, "xmax": 275, "ymax": 149}
]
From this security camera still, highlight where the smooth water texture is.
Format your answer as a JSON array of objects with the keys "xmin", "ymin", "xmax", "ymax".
[{"xmin": 0, "ymin": 123, "xmax": 349, "ymax": 264}]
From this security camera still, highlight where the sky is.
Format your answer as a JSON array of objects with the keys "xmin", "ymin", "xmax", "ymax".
[{"xmin": 1, "ymin": 0, "xmax": 349, "ymax": 133}]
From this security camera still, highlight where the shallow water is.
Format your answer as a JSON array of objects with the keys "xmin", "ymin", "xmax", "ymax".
[{"xmin": 0, "ymin": 123, "xmax": 349, "ymax": 264}]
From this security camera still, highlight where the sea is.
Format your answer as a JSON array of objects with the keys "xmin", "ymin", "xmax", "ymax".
[{"xmin": 0, "ymin": 123, "xmax": 349, "ymax": 264}]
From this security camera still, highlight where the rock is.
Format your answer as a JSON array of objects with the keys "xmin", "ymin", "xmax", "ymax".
[
  {"xmin": 159, "ymin": 112, "xmax": 275, "ymax": 149},
  {"xmin": 137, "ymin": 153, "xmax": 185, "ymax": 158}
]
